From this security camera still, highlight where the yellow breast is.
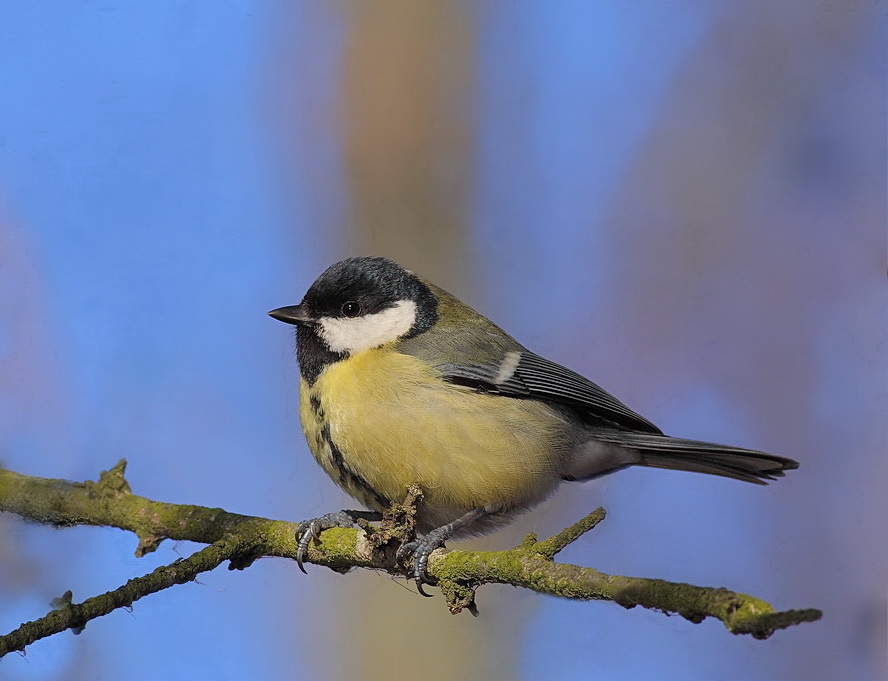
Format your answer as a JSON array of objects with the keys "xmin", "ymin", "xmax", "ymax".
[{"xmin": 299, "ymin": 348, "xmax": 569, "ymax": 521}]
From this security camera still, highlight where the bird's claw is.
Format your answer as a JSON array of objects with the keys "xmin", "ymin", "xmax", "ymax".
[
  {"xmin": 295, "ymin": 521, "xmax": 318, "ymax": 574},
  {"xmin": 294, "ymin": 511, "xmax": 360, "ymax": 574},
  {"xmin": 397, "ymin": 533, "xmax": 448, "ymax": 597}
]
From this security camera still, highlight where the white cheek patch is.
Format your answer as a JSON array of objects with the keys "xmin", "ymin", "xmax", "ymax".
[{"xmin": 318, "ymin": 300, "xmax": 418, "ymax": 354}]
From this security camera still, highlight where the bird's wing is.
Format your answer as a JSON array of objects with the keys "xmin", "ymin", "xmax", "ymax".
[{"xmin": 436, "ymin": 351, "xmax": 663, "ymax": 434}]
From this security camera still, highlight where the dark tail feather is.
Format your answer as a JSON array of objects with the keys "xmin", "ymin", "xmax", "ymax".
[{"xmin": 592, "ymin": 431, "xmax": 799, "ymax": 485}]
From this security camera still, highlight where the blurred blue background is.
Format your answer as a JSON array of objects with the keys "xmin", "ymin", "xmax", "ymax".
[{"xmin": 1, "ymin": 2, "xmax": 885, "ymax": 680}]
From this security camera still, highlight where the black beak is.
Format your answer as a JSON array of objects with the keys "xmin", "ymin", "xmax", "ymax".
[{"xmin": 268, "ymin": 305, "xmax": 311, "ymax": 325}]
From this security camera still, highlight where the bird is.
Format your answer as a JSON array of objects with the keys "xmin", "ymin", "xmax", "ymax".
[{"xmin": 269, "ymin": 256, "xmax": 798, "ymax": 594}]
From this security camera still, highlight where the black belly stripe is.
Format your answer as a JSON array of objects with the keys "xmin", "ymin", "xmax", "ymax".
[
  {"xmin": 309, "ymin": 395, "xmax": 328, "ymax": 451},
  {"xmin": 319, "ymin": 421, "xmax": 390, "ymax": 511},
  {"xmin": 309, "ymin": 394, "xmax": 323, "ymax": 417}
]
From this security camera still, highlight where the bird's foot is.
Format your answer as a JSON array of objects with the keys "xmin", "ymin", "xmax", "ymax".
[
  {"xmin": 396, "ymin": 525, "xmax": 451, "ymax": 597},
  {"xmin": 295, "ymin": 510, "xmax": 381, "ymax": 573},
  {"xmin": 396, "ymin": 508, "xmax": 491, "ymax": 597}
]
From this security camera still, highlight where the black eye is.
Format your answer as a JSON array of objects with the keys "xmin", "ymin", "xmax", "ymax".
[{"xmin": 341, "ymin": 301, "xmax": 362, "ymax": 318}]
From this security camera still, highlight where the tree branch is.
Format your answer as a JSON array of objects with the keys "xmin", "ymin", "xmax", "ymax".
[
  {"xmin": 0, "ymin": 537, "xmax": 251, "ymax": 656},
  {"xmin": 0, "ymin": 462, "xmax": 821, "ymax": 655}
]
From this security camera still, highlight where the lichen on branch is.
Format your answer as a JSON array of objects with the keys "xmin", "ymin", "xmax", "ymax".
[{"xmin": 0, "ymin": 462, "xmax": 821, "ymax": 656}]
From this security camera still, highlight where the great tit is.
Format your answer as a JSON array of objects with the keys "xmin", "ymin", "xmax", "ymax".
[{"xmin": 269, "ymin": 256, "xmax": 798, "ymax": 593}]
